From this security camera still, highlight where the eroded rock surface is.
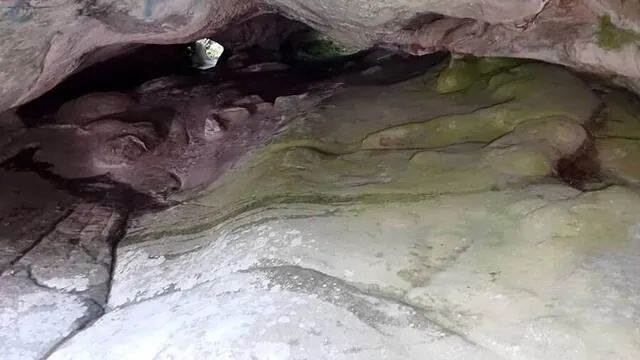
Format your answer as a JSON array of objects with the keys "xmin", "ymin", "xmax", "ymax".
[
  {"xmin": 0, "ymin": 171, "xmax": 110, "ymax": 359},
  {"xmin": 1, "ymin": 74, "xmax": 342, "ymax": 204},
  {"xmin": 1, "ymin": 0, "xmax": 640, "ymax": 114},
  {"xmin": 3, "ymin": 58, "xmax": 640, "ymax": 359}
]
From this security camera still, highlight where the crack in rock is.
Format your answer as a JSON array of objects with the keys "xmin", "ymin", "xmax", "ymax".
[{"xmin": 39, "ymin": 298, "xmax": 105, "ymax": 360}]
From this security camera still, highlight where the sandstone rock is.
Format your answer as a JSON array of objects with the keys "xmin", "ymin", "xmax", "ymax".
[
  {"xmin": 361, "ymin": 63, "xmax": 597, "ymax": 150},
  {"xmin": 51, "ymin": 271, "xmax": 498, "ymax": 360},
  {"xmin": 0, "ymin": 0, "xmax": 639, "ymax": 114},
  {"xmin": 4, "ymin": 53, "xmax": 640, "ymax": 360},
  {"xmin": 488, "ymin": 116, "xmax": 589, "ymax": 162},
  {"xmin": 104, "ymin": 186, "xmax": 640, "ymax": 359},
  {"xmin": 594, "ymin": 86, "xmax": 640, "ymax": 185},
  {"xmin": 0, "ymin": 274, "xmax": 101, "ymax": 360},
  {"xmin": 0, "ymin": 171, "xmax": 76, "ymax": 271},
  {"xmin": 55, "ymin": 92, "xmax": 137, "ymax": 125}
]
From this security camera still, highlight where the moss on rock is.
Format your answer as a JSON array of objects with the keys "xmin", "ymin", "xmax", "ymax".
[
  {"xmin": 140, "ymin": 61, "xmax": 604, "ymax": 242},
  {"xmin": 295, "ymin": 38, "xmax": 359, "ymax": 61},
  {"xmin": 593, "ymin": 87, "xmax": 640, "ymax": 186},
  {"xmin": 597, "ymin": 15, "xmax": 639, "ymax": 51},
  {"xmin": 363, "ymin": 63, "xmax": 598, "ymax": 150},
  {"xmin": 435, "ymin": 59, "xmax": 481, "ymax": 94},
  {"xmin": 596, "ymin": 138, "xmax": 640, "ymax": 184},
  {"xmin": 435, "ymin": 56, "xmax": 527, "ymax": 94}
]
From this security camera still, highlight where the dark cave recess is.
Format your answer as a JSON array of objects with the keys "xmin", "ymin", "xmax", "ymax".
[
  {"xmin": 16, "ymin": 15, "xmax": 344, "ymax": 121},
  {"xmin": 16, "ymin": 12, "xmax": 450, "ymax": 126}
]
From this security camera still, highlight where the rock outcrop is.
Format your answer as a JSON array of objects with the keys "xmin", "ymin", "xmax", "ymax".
[
  {"xmin": 4, "ymin": 56, "xmax": 640, "ymax": 359},
  {"xmin": 0, "ymin": 0, "xmax": 639, "ymax": 114}
]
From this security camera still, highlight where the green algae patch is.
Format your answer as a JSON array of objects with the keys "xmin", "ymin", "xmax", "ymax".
[
  {"xmin": 436, "ymin": 59, "xmax": 481, "ymax": 94},
  {"xmin": 595, "ymin": 90, "xmax": 640, "ymax": 139},
  {"xmin": 295, "ymin": 38, "xmax": 360, "ymax": 62},
  {"xmin": 596, "ymin": 138, "xmax": 640, "ymax": 185},
  {"xmin": 363, "ymin": 63, "xmax": 599, "ymax": 150},
  {"xmin": 410, "ymin": 145, "xmax": 553, "ymax": 186},
  {"xmin": 435, "ymin": 56, "xmax": 527, "ymax": 94},
  {"xmin": 597, "ymin": 15, "xmax": 639, "ymax": 51},
  {"xmin": 484, "ymin": 146, "xmax": 553, "ymax": 177},
  {"xmin": 150, "ymin": 61, "xmax": 600, "ymax": 239},
  {"xmin": 360, "ymin": 104, "xmax": 539, "ymax": 150},
  {"xmin": 180, "ymin": 141, "xmax": 555, "ymax": 226}
]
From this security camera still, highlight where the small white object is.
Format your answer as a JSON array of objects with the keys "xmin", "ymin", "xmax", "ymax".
[{"xmin": 190, "ymin": 38, "xmax": 225, "ymax": 70}]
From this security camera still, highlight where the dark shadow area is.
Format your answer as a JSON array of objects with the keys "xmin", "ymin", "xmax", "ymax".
[
  {"xmin": 1, "ymin": 148, "xmax": 171, "ymax": 210},
  {"xmin": 5, "ymin": 11, "xmax": 449, "ymax": 212},
  {"xmin": 17, "ymin": 13, "xmax": 446, "ymax": 124},
  {"xmin": 18, "ymin": 44, "xmax": 195, "ymax": 124}
]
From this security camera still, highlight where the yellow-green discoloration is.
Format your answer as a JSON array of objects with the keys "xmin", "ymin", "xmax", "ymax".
[
  {"xmin": 363, "ymin": 63, "xmax": 597, "ymax": 150},
  {"xmin": 595, "ymin": 90, "xmax": 640, "ymax": 139},
  {"xmin": 593, "ymin": 87, "xmax": 640, "ymax": 185},
  {"xmin": 299, "ymin": 40, "xmax": 358, "ymax": 61},
  {"xmin": 436, "ymin": 59, "xmax": 481, "ymax": 94},
  {"xmin": 294, "ymin": 34, "xmax": 360, "ymax": 62},
  {"xmin": 597, "ymin": 138, "xmax": 640, "ymax": 184},
  {"xmin": 134, "ymin": 62, "xmax": 600, "ymax": 241},
  {"xmin": 596, "ymin": 15, "xmax": 639, "ymax": 51},
  {"xmin": 435, "ymin": 56, "xmax": 527, "ymax": 94}
]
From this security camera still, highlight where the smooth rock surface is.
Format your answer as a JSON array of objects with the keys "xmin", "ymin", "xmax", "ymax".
[
  {"xmin": 50, "ymin": 271, "xmax": 499, "ymax": 360},
  {"xmin": 4, "ymin": 60, "xmax": 640, "ymax": 359},
  {"xmin": 0, "ymin": 274, "xmax": 101, "ymax": 360},
  {"xmin": 62, "ymin": 185, "xmax": 640, "ymax": 359}
]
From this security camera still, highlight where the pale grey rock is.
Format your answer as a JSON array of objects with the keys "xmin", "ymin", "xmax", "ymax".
[
  {"xmin": 0, "ymin": 173, "xmax": 120, "ymax": 358},
  {"xmin": 16, "ymin": 203, "xmax": 122, "ymax": 295},
  {"xmin": 0, "ymin": 274, "xmax": 100, "ymax": 360},
  {"xmin": 49, "ymin": 271, "xmax": 498, "ymax": 360},
  {"xmin": 107, "ymin": 185, "xmax": 640, "ymax": 359}
]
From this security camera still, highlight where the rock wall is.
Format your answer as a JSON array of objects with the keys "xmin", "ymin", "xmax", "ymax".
[
  {"xmin": 0, "ymin": 0, "xmax": 639, "ymax": 114},
  {"xmin": 28, "ymin": 61, "xmax": 640, "ymax": 359}
]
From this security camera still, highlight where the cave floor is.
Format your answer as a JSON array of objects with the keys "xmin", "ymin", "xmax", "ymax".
[{"xmin": 2, "ymin": 55, "xmax": 640, "ymax": 360}]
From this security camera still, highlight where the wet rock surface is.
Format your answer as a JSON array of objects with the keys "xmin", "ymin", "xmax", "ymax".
[{"xmin": 2, "ymin": 55, "xmax": 640, "ymax": 359}]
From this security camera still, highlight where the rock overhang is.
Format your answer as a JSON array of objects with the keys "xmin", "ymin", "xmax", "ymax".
[{"xmin": 0, "ymin": 0, "xmax": 639, "ymax": 117}]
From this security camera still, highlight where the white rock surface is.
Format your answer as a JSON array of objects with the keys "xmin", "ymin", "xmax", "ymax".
[
  {"xmin": 0, "ymin": 274, "xmax": 99, "ymax": 360},
  {"xmin": 93, "ymin": 185, "xmax": 640, "ymax": 360},
  {"xmin": 50, "ymin": 271, "xmax": 498, "ymax": 360}
]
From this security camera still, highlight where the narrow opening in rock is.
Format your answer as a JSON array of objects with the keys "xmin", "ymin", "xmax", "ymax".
[
  {"xmin": 17, "ymin": 13, "xmax": 432, "ymax": 124},
  {"xmin": 4, "ymin": 12, "xmax": 448, "ymax": 211}
]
